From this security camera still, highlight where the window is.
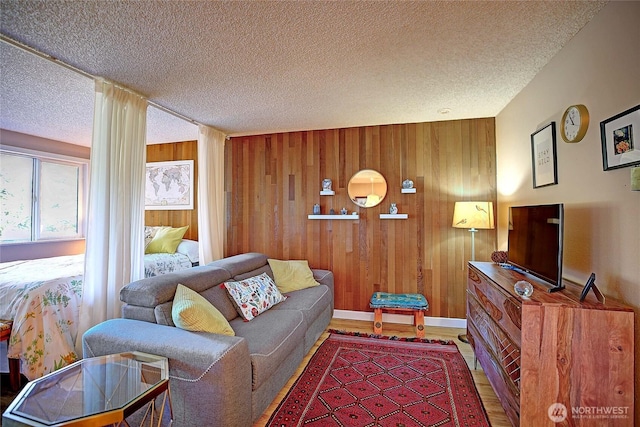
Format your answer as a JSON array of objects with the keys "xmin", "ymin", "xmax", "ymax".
[{"xmin": 0, "ymin": 150, "xmax": 87, "ymax": 243}]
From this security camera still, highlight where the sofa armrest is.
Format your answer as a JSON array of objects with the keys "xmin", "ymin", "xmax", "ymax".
[
  {"xmin": 82, "ymin": 319, "xmax": 252, "ymax": 427},
  {"xmin": 312, "ymin": 269, "xmax": 334, "ymax": 309},
  {"xmin": 312, "ymin": 269, "xmax": 333, "ymax": 291}
]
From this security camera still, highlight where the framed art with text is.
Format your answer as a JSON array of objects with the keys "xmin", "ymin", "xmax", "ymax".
[
  {"xmin": 531, "ymin": 122, "xmax": 558, "ymax": 188},
  {"xmin": 600, "ymin": 104, "xmax": 640, "ymax": 171},
  {"xmin": 145, "ymin": 160, "xmax": 194, "ymax": 210}
]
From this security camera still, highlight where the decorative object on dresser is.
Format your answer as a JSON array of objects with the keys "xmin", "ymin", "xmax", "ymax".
[
  {"xmin": 490, "ymin": 250, "xmax": 508, "ymax": 264},
  {"xmin": 600, "ymin": 104, "xmax": 640, "ymax": 171},
  {"xmin": 530, "ymin": 122, "xmax": 558, "ymax": 188},
  {"xmin": 452, "ymin": 201, "xmax": 495, "ymax": 344},
  {"xmin": 466, "ymin": 262, "xmax": 634, "ymax": 426}
]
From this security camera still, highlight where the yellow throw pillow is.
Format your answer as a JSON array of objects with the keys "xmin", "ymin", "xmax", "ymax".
[
  {"xmin": 145, "ymin": 226, "xmax": 189, "ymax": 254},
  {"xmin": 172, "ymin": 284, "xmax": 235, "ymax": 336},
  {"xmin": 267, "ymin": 259, "xmax": 320, "ymax": 293}
]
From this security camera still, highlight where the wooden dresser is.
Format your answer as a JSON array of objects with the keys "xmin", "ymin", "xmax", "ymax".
[{"xmin": 466, "ymin": 262, "xmax": 634, "ymax": 426}]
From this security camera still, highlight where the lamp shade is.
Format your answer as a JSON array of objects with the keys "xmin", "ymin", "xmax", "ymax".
[{"xmin": 452, "ymin": 201, "xmax": 494, "ymax": 230}]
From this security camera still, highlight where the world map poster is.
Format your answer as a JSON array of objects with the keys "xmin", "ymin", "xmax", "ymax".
[{"xmin": 145, "ymin": 160, "xmax": 194, "ymax": 210}]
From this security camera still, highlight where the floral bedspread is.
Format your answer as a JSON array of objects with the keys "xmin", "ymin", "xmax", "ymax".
[
  {"xmin": 0, "ymin": 255, "xmax": 83, "ymax": 380},
  {"xmin": 144, "ymin": 252, "xmax": 192, "ymax": 277},
  {"xmin": 0, "ymin": 252, "xmax": 193, "ymax": 380}
]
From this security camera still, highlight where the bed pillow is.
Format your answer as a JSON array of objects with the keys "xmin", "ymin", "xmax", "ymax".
[
  {"xmin": 176, "ymin": 239, "xmax": 200, "ymax": 264},
  {"xmin": 267, "ymin": 259, "xmax": 320, "ymax": 293},
  {"xmin": 145, "ymin": 226, "xmax": 189, "ymax": 254},
  {"xmin": 223, "ymin": 273, "xmax": 286, "ymax": 321},
  {"xmin": 144, "ymin": 226, "xmax": 167, "ymax": 248},
  {"xmin": 172, "ymin": 284, "xmax": 235, "ymax": 336}
]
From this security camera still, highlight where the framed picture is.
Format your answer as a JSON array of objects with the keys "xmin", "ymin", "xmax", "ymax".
[
  {"xmin": 145, "ymin": 160, "xmax": 194, "ymax": 210},
  {"xmin": 530, "ymin": 122, "xmax": 558, "ymax": 188},
  {"xmin": 600, "ymin": 104, "xmax": 640, "ymax": 171}
]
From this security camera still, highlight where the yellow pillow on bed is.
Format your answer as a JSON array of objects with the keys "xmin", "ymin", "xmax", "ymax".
[
  {"xmin": 172, "ymin": 284, "xmax": 235, "ymax": 336},
  {"xmin": 267, "ymin": 259, "xmax": 320, "ymax": 293},
  {"xmin": 145, "ymin": 226, "xmax": 189, "ymax": 254}
]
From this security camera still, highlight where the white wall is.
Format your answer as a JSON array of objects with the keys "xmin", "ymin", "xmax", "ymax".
[
  {"xmin": 496, "ymin": 1, "xmax": 639, "ymax": 303},
  {"xmin": 496, "ymin": 2, "xmax": 639, "ymax": 421},
  {"xmin": 0, "ymin": 129, "xmax": 89, "ymax": 261}
]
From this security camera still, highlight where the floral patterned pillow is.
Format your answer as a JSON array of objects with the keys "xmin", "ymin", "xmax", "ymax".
[{"xmin": 223, "ymin": 273, "xmax": 287, "ymax": 321}]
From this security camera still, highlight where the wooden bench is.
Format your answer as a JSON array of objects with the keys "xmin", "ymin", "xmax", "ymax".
[
  {"xmin": 370, "ymin": 292, "xmax": 429, "ymax": 338},
  {"xmin": 1, "ymin": 319, "xmax": 21, "ymax": 391}
]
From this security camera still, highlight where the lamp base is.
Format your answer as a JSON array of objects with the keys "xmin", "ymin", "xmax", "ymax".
[{"xmin": 458, "ymin": 333, "xmax": 469, "ymax": 344}]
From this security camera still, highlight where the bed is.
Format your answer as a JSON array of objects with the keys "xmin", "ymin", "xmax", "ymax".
[{"xmin": 0, "ymin": 239, "xmax": 199, "ymax": 380}]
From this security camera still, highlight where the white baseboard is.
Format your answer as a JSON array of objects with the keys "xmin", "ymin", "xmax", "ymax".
[{"xmin": 332, "ymin": 309, "xmax": 466, "ymax": 329}]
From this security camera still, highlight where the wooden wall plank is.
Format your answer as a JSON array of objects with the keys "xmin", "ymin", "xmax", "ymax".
[
  {"xmin": 225, "ymin": 118, "xmax": 497, "ymax": 319},
  {"xmin": 145, "ymin": 140, "xmax": 199, "ymax": 241}
]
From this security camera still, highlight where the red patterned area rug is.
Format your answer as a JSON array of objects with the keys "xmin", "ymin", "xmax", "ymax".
[{"xmin": 267, "ymin": 331, "xmax": 490, "ymax": 427}]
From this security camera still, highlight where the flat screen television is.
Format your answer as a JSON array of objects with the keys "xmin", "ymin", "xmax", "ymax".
[{"xmin": 507, "ymin": 203, "xmax": 564, "ymax": 292}]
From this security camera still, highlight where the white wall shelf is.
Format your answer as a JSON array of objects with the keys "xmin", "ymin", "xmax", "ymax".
[
  {"xmin": 401, "ymin": 188, "xmax": 416, "ymax": 193},
  {"xmin": 308, "ymin": 214, "xmax": 359, "ymax": 220},
  {"xmin": 380, "ymin": 213, "xmax": 408, "ymax": 219},
  {"xmin": 320, "ymin": 190, "xmax": 335, "ymax": 196}
]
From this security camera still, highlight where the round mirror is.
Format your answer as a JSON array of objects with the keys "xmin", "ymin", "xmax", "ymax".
[{"xmin": 347, "ymin": 169, "xmax": 387, "ymax": 208}]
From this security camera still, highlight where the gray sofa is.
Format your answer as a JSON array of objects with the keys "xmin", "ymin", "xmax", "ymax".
[{"xmin": 82, "ymin": 253, "xmax": 334, "ymax": 427}]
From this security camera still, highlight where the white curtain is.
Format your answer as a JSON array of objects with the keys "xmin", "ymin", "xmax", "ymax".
[
  {"xmin": 197, "ymin": 125, "xmax": 226, "ymax": 264},
  {"xmin": 75, "ymin": 79, "xmax": 147, "ymax": 353}
]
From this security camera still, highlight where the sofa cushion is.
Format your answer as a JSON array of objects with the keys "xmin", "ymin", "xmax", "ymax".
[
  {"xmin": 223, "ymin": 273, "xmax": 286, "ymax": 321},
  {"xmin": 209, "ymin": 252, "xmax": 268, "ymax": 277},
  {"xmin": 172, "ymin": 284, "xmax": 235, "ymax": 336},
  {"xmin": 267, "ymin": 259, "xmax": 319, "ymax": 293},
  {"xmin": 230, "ymin": 309, "xmax": 305, "ymax": 391},
  {"xmin": 121, "ymin": 265, "xmax": 231, "ymax": 307},
  {"xmin": 233, "ymin": 264, "xmax": 272, "ymax": 281},
  {"xmin": 200, "ymin": 284, "xmax": 241, "ymax": 321},
  {"xmin": 272, "ymin": 284, "xmax": 332, "ymax": 327}
]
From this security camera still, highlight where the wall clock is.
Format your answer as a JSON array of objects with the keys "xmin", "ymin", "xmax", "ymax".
[{"xmin": 561, "ymin": 104, "xmax": 589, "ymax": 143}]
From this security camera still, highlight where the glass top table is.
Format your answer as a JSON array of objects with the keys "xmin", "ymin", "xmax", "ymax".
[{"xmin": 2, "ymin": 352, "xmax": 170, "ymax": 427}]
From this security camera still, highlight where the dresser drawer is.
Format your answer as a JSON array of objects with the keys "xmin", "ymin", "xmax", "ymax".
[
  {"xmin": 467, "ymin": 321, "xmax": 520, "ymax": 426},
  {"xmin": 468, "ymin": 265, "xmax": 522, "ymax": 347},
  {"xmin": 467, "ymin": 292, "xmax": 521, "ymax": 395}
]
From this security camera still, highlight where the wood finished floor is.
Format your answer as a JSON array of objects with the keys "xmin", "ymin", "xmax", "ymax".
[
  {"xmin": 254, "ymin": 318, "xmax": 510, "ymax": 426},
  {"xmin": 1, "ymin": 319, "xmax": 510, "ymax": 426}
]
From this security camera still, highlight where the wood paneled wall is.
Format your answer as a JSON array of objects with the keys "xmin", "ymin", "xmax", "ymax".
[
  {"xmin": 145, "ymin": 141, "xmax": 199, "ymax": 241},
  {"xmin": 225, "ymin": 119, "xmax": 497, "ymax": 318}
]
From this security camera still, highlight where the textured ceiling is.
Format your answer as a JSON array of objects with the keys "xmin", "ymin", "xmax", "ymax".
[{"xmin": 1, "ymin": 0, "xmax": 607, "ymax": 147}]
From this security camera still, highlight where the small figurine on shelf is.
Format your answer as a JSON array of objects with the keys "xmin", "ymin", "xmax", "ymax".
[
  {"xmin": 313, "ymin": 204, "xmax": 321, "ymax": 215},
  {"xmin": 402, "ymin": 179, "xmax": 414, "ymax": 189},
  {"xmin": 340, "ymin": 207, "xmax": 348, "ymax": 215},
  {"xmin": 322, "ymin": 178, "xmax": 332, "ymax": 191},
  {"xmin": 389, "ymin": 203, "xmax": 398, "ymax": 215},
  {"xmin": 329, "ymin": 208, "xmax": 336, "ymax": 215}
]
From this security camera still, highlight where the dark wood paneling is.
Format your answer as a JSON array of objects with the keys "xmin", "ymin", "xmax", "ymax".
[
  {"xmin": 145, "ymin": 141, "xmax": 199, "ymax": 241},
  {"xmin": 225, "ymin": 119, "xmax": 497, "ymax": 318}
]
